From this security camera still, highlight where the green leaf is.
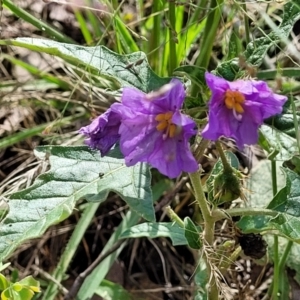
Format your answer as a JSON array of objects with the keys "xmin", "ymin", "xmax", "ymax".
[
  {"xmin": 184, "ymin": 217, "xmax": 202, "ymax": 249},
  {"xmin": 78, "ymin": 210, "xmax": 139, "ymax": 299},
  {"xmin": 245, "ymin": 2, "xmax": 300, "ymax": 66},
  {"xmin": 206, "ymin": 151, "xmax": 239, "ymax": 203},
  {"xmin": 173, "ymin": 65, "xmax": 206, "ymax": 88},
  {"xmin": 77, "ymin": 182, "xmax": 170, "ymax": 299},
  {"xmin": 237, "ymin": 168, "xmax": 300, "ymax": 242},
  {"xmin": 259, "ymin": 125, "xmax": 297, "ymax": 161},
  {"xmin": 0, "ymin": 38, "xmax": 170, "ymax": 93},
  {"xmin": 215, "ymin": 58, "xmax": 240, "ymax": 81},
  {"xmin": 0, "ymin": 146, "xmax": 153, "ymax": 261},
  {"xmin": 120, "ymin": 222, "xmax": 188, "ymax": 246},
  {"xmin": 226, "ymin": 29, "xmax": 242, "ymax": 61},
  {"xmin": 245, "ymin": 160, "xmax": 285, "ymax": 209},
  {"xmin": 95, "ymin": 280, "xmax": 135, "ymax": 300},
  {"xmin": 18, "ymin": 276, "xmax": 40, "ymax": 293},
  {"xmin": 0, "ymin": 274, "xmax": 9, "ymax": 291},
  {"xmin": 215, "ymin": 2, "xmax": 300, "ymax": 79}
]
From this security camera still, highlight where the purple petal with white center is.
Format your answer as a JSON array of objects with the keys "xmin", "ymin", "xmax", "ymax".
[{"xmin": 202, "ymin": 72, "xmax": 287, "ymax": 149}]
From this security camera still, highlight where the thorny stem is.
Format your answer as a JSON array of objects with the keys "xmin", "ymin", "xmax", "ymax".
[
  {"xmin": 215, "ymin": 141, "xmax": 232, "ymax": 172},
  {"xmin": 212, "ymin": 207, "xmax": 278, "ymax": 222},
  {"xmin": 189, "ymin": 171, "xmax": 219, "ymax": 299},
  {"xmin": 194, "ymin": 138, "xmax": 209, "ymax": 162},
  {"xmin": 165, "ymin": 206, "xmax": 184, "ymax": 228}
]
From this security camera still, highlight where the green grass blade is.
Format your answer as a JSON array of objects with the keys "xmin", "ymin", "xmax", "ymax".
[
  {"xmin": 148, "ymin": 1, "xmax": 163, "ymax": 72},
  {"xmin": 42, "ymin": 203, "xmax": 100, "ymax": 300},
  {"xmin": 73, "ymin": 9, "xmax": 93, "ymax": 45},
  {"xmin": 77, "ymin": 209, "xmax": 139, "ymax": 299},
  {"xmin": 77, "ymin": 179, "xmax": 171, "ymax": 299},
  {"xmin": 114, "ymin": 16, "xmax": 139, "ymax": 53},
  {"xmin": 0, "ymin": 113, "xmax": 84, "ymax": 150},
  {"xmin": 3, "ymin": 0, "xmax": 75, "ymax": 44},
  {"xmin": 86, "ymin": 10, "xmax": 103, "ymax": 39},
  {"xmin": 2, "ymin": 54, "xmax": 71, "ymax": 90}
]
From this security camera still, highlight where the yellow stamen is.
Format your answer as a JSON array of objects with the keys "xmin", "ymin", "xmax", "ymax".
[
  {"xmin": 169, "ymin": 124, "xmax": 176, "ymax": 138},
  {"xmin": 225, "ymin": 90, "xmax": 245, "ymax": 114},
  {"xmin": 155, "ymin": 114, "xmax": 166, "ymax": 121},
  {"xmin": 156, "ymin": 120, "xmax": 168, "ymax": 131},
  {"xmin": 155, "ymin": 112, "xmax": 179, "ymax": 138}
]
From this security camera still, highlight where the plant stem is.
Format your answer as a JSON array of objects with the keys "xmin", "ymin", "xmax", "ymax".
[
  {"xmin": 194, "ymin": 138, "xmax": 209, "ymax": 162},
  {"xmin": 278, "ymin": 240, "xmax": 293, "ymax": 272},
  {"xmin": 271, "ymin": 160, "xmax": 279, "ymax": 300},
  {"xmin": 188, "ymin": 0, "xmax": 208, "ymax": 26},
  {"xmin": 271, "ymin": 160, "xmax": 277, "ymax": 196},
  {"xmin": 189, "ymin": 171, "xmax": 219, "ymax": 299},
  {"xmin": 272, "ymin": 235, "xmax": 279, "ymax": 300},
  {"xmin": 168, "ymin": 0, "xmax": 177, "ymax": 75},
  {"xmin": 3, "ymin": 0, "xmax": 75, "ymax": 43},
  {"xmin": 212, "ymin": 207, "xmax": 278, "ymax": 222},
  {"xmin": 215, "ymin": 141, "xmax": 232, "ymax": 172},
  {"xmin": 165, "ymin": 206, "xmax": 184, "ymax": 227}
]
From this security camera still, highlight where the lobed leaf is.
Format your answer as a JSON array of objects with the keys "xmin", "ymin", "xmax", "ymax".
[
  {"xmin": 0, "ymin": 38, "xmax": 170, "ymax": 93},
  {"xmin": 0, "ymin": 146, "xmax": 153, "ymax": 262},
  {"xmin": 244, "ymin": 1, "xmax": 300, "ymax": 66},
  {"xmin": 216, "ymin": 1, "xmax": 300, "ymax": 80},
  {"xmin": 259, "ymin": 125, "xmax": 298, "ymax": 161},
  {"xmin": 238, "ymin": 168, "xmax": 300, "ymax": 242}
]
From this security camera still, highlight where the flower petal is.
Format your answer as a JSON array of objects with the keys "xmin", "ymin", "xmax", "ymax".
[
  {"xmin": 79, "ymin": 107, "xmax": 121, "ymax": 156},
  {"xmin": 202, "ymin": 72, "xmax": 287, "ymax": 149},
  {"xmin": 116, "ymin": 81, "xmax": 197, "ymax": 178}
]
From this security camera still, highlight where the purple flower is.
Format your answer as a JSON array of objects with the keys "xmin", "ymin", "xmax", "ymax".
[
  {"xmin": 79, "ymin": 108, "xmax": 121, "ymax": 156},
  {"xmin": 111, "ymin": 79, "xmax": 198, "ymax": 178},
  {"xmin": 202, "ymin": 72, "xmax": 287, "ymax": 149}
]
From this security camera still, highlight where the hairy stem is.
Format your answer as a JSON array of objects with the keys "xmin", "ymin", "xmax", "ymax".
[
  {"xmin": 189, "ymin": 171, "xmax": 219, "ymax": 299},
  {"xmin": 215, "ymin": 141, "xmax": 232, "ymax": 172},
  {"xmin": 212, "ymin": 207, "xmax": 278, "ymax": 222}
]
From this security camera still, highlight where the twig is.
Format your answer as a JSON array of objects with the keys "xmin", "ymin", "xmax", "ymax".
[
  {"xmin": 64, "ymin": 239, "xmax": 126, "ymax": 300},
  {"xmin": 154, "ymin": 177, "xmax": 189, "ymax": 212}
]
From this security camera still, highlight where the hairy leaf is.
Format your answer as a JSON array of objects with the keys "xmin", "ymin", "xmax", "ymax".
[
  {"xmin": 259, "ymin": 125, "xmax": 297, "ymax": 161},
  {"xmin": 238, "ymin": 168, "xmax": 300, "ymax": 242},
  {"xmin": 245, "ymin": 2, "xmax": 300, "ymax": 66},
  {"xmin": 120, "ymin": 222, "xmax": 188, "ymax": 246},
  {"xmin": 0, "ymin": 146, "xmax": 153, "ymax": 261},
  {"xmin": 184, "ymin": 217, "xmax": 202, "ymax": 249},
  {"xmin": 0, "ymin": 38, "xmax": 170, "ymax": 93}
]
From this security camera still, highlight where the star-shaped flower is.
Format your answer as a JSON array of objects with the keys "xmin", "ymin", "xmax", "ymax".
[
  {"xmin": 111, "ymin": 79, "xmax": 198, "ymax": 178},
  {"xmin": 202, "ymin": 72, "xmax": 287, "ymax": 149}
]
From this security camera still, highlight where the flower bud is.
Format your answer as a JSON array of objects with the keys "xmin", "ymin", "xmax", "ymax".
[{"xmin": 213, "ymin": 168, "xmax": 243, "ymax": 205}]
